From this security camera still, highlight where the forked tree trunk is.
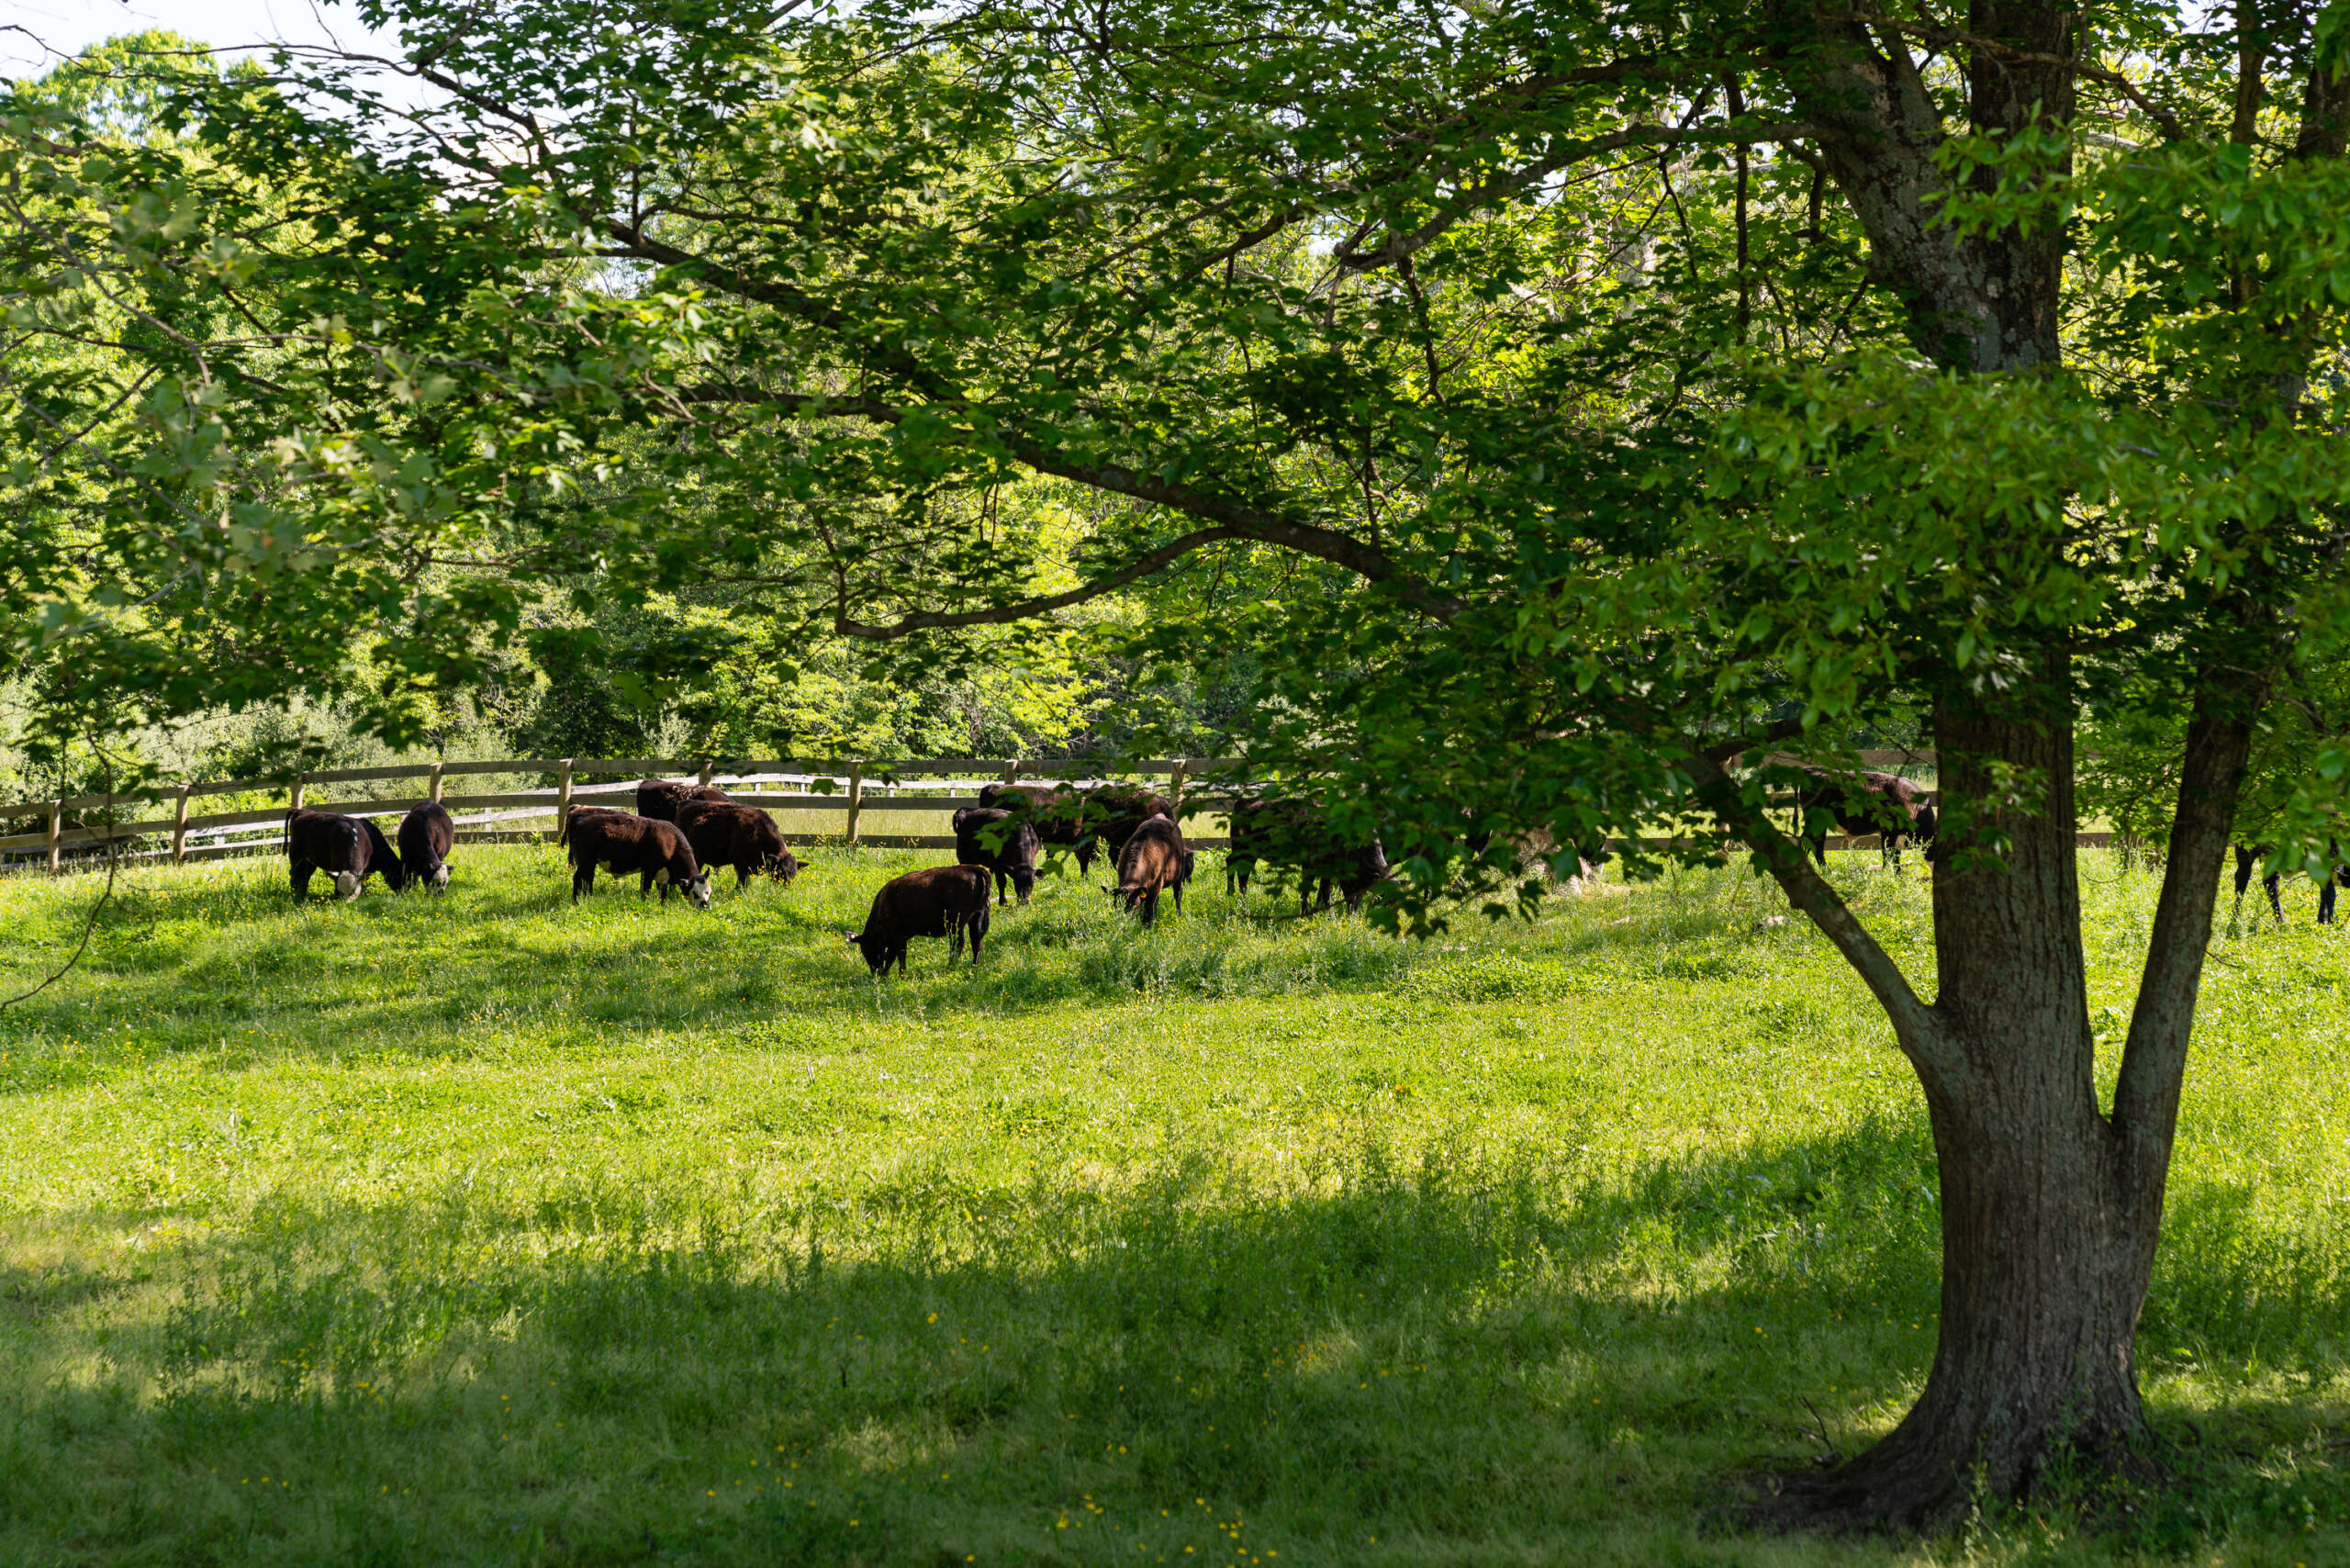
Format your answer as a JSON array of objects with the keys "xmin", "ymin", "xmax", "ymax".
[{"xmin": 1768, "ymin": 675, "xmax": 2255, "ymax": 1527}]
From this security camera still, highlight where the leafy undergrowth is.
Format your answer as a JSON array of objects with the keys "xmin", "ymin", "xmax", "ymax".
[{"xmin": 0, "ymin": 845, "xmax": 2343, "ymax": 1565}]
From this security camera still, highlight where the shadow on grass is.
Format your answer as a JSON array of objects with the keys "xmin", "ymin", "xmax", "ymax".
[{"xmin": 4, "ymin": 1122, "xmax": 2344, "ymax": 1564}]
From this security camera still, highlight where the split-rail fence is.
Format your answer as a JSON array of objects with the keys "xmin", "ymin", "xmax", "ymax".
[{"xmin": 0, "ymin": 747, "xmax": 2065, "ymax": 879}]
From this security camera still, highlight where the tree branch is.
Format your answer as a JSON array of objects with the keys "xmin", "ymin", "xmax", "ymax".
[
  {"xmin": 1684, "ymin": 729, "xmax": 1951, "ymax": 1075},
  {"xmin": 677, "ymin": 384, "xmax": 1467, "ymax": 622},
  {"xmin": 2110, "ymin": 668, "xmax": 2261, "ymax": 1195}
]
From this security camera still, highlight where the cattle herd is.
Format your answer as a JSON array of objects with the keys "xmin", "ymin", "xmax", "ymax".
[
  {"xmin": 279, "ymin": 774, "xmax": 1405, "ymax": 974},
  {"xmin": 273, "ymin": 761, "xmax": 2347, "ymax": 969}
]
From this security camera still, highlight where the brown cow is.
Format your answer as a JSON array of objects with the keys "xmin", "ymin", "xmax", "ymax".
[
  {"xmin": 565, "ymin": 812, "xmax": 712, "ymax": 907},
  {"xmin": 1795, "ymin": 769, "xmax": 1939, "ymax": 869},
  {"xmin": 1225, "ymin": 796, "xmax": 1387, "ymax": 914},
  {"xmin": 1105, "ymin": 812, "xmax": 1190, "ymax": 926},
  {"xmin": 845, "ymin": 865, "xmax": 992, "ymax": 974},
  {"xmin": 676, "ymin": 798, "xmax": 801, "ymax": 889}
]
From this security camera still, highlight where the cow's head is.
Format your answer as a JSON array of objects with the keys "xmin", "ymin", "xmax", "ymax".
[
  {"xmin": 331, "ymin": 870, "xmax": 362, "ymax": 901},
  {"xmin": 685, "ymin": 873, "xmax": 713, "ymax": 910},
  {"xmin": 431, "ymin": 863, "xmax": 452, "ymax": 891},
  {"xmin": 1009, "ymin": 864, "xmax": 1035, "ymax": 903},
  {"xmin": 769, "ymin": 852, "xmax": 801, "ymax": 886}
]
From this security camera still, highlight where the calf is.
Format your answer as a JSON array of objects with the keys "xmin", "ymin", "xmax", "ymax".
[
  {"xmin": 1795, "ymin": 769, "xmax": 1938, "ymax": 869},
  {"xmin": 286, "ymin": 808, "xmax": 405, "ymax": 901},
  {"xmin": 953, "ymin": 805, "xmax": 1041, "ymax": 904},
  {"xmin": 397, "ymin": 801, "xmax": 454, "ymax": 890},
  {"xmin": 636, "ymin": 778, "xmax": 730, "ymax": 823},
  {"xmin": 1226, "ymin": 796, "xmax": 1387, "ymax": 914},
  {"xmin": 565, "ymin": 812, "xmax": 712, "ymax": 907},
  {"xmin": 845, "ymin": 864, "xmax": 992, "ymax": 974},
  {"xmin": 1080, "ymin": 784, "xmax": 1176, "ymax": 875},
  {"xmin": 2232, "ymin": 841, "xmax": 2350, "ymax": 924},
  {"xmin": 676, "ymin": 799, "xmax": 801, "ymax": 889},
  {"xmin": 1106, "ymin": 812, "xmax": 1191, "ymax": 925}
]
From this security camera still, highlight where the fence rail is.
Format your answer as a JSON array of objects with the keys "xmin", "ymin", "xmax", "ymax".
[{"xmin": 3, "ymin": 749, "xmax": 1967, "ymax": 877}]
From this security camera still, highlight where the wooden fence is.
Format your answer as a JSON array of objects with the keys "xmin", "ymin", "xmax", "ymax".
[
  {"xmin": 0, "ymin": 756, "xmax": 1247, "ymax": 873},
  {"xmin": 0, "ymin": 746, "xmax": 1978, "ymax": 878}
]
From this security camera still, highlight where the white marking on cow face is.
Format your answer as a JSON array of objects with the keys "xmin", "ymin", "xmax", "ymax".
[
  {"xmin": 332, "ymin": 870, "xmax": 361, "ymax": 901},
  {"xmin": 688, "ymin": 876, "xmax": 712, "ymax": 910},
  {"xmin": 431, "ymin": 865, "xmax": 451, "ymax": 890}
]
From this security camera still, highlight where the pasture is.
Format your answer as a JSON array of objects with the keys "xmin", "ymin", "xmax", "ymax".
[{"xmin": 0, "ymin": 843, "xmax": 2344, "ymax": 1566}]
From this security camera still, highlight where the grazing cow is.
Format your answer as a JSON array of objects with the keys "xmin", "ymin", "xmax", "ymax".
[
  {"xmin": 636, "ymin": 778, "xmax": 730, "ymax": 823},
  {"xmin": 397, "ymin": 801, "xmax": 454, "ymax": 890},
  {"xmin": 286, "ymin": 808, "xmax": 405, "ymax": 900},
  {"xmin": 1106, "ymin": 812, "xmax": 1191, "ymax": 925},
  {"xmin": 953, "ymin": 806, "xmax": 1042, "ymax": 905},
  {"xmin": 2232, "ymin": 841, "xmax": 2350, "ymax": 924},
  {"xmin": 844, "ymin": 864, "xmax": 993, "ymax": 974},
  {"xmin": 978, "ymin": 781, "xmax": 1091, "ymax": 870},
  {"xmin": 1226, "ymin": 797, "xmax": 1388, "ymax": 914},
  {"xmin": 1794, "ymin": 769, "xmax": 1939, "ymax": 869},
  {"xmin": 979, "ymin": 781, "xmax": 1173, "ymax": 875},
  {"xmin": 565, "ymin": 812, "xmax": 713, "ymax": 907},
  {"xmin": 676, "ymin": 798, "xmax": 801, "ymax": 889},
  {"xmin": 558, "ymin": 804, "xmax": 632, "ymax": 848}
]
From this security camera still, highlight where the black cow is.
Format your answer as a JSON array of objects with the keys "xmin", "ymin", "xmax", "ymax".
[
  {"xmin": 676, "ymin": 798, "xmax": 801, "ymax": 889},
  {"xmin": 845, "ymin": 865, "xmax": 993, "ymax": 974},
  {"xmin": 953, "ymin": 805, "xmax": 1041, "ymax": 905},
  {"xmin": 1106, "ymin": 812, "xmax": 1191, "ymax": 925},
  {"xmin": 636, "ymin": 779, "xmax": 730, "ymax": 823},
  {"xmin": 565, "ymin": 812, "xmax": 713, "ymax": 907},
  {"xmin": 1226, "ymin": 797, "xmax": 1388, "ymax": 914},
  {"xmin": 978, "ymin": 781, "xmax": 1172, "ymax": 875},
  {"xmin": 397, "ymin": 801, "xmax": 454, "ymax": 891},
  {"xmin": 2232, "ymin": 841, "xmax": 2350, "ymax": 924},
  {"xmin": 286, "ymin": 808, "xmax": 405, "ymax": 900},
  {"xmin": 1794, "ymin": 769, "xmax": 1939, "ymax": 869}
]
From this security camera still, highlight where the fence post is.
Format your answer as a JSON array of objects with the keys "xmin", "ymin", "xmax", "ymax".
[
  {"xmin": 429, "ymin": 761, "xmax": 444, "ymax": 804},
  {"xmin": 699, "ymin": 757, "xmax": 715, "ymax": 789},
  {"xmin": 845, "ymin": 760, "xmax": 865, "ymax": 846},
  {"xmin": 173, "ymin": 784, "xmax": 191, "ymax": 865},
  {"xmin": 289, "ymin": 777, "xmax": 306, "ymax": 813},
  {"xmin": 556, "ymin": 758, "xmax": 574, "ymax": 833},
  {"xmin": 1002, "ymin": 757, "xmax": 1019, "ymax": 786},
  {"xmin": 46, "ymin": 798, "xmax": 62, "ymax": 874},
  {"xmin": 1168, "ymin": 758, "xmax": 1189, "ymax": 817}
]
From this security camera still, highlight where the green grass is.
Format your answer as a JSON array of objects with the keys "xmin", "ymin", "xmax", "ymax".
[{"xmin": 0, "ymin": 843, "xmax": 2344, "ymax": 1566}]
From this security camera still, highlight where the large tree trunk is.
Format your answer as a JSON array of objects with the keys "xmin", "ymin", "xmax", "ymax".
[{"xmin": 1771, "ymin": 669, "xmax": 2255, "ymax": 1527}]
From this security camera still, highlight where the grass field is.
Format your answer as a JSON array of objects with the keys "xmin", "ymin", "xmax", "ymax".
[{"xmin": 0, "ymin": 842, "xmax": 2344, "ymax": 1566}]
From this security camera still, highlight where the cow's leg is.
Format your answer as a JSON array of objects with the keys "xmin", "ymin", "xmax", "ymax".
[
  {"xmin": 1317, "ymin": 876, "xmax": 1335, "ymax": 913},
  {"xmin": 2323, "ymin": 877, "xmax": 2339, "ymax": 926},
  {"xmin": 1172, "ymin": 879, "xmax": 1183, "ymax": 914},
  {"xmin": 1075, "ymin": 839, "xmax": 1096, "ymax": 876},
  {"xmin": 1139, "ymin": 887, "xmax": 1159, "ymax": 927},
  {"xmin": 968, "ymin": 918, "xmax": 985, "ymax": 962},
  {"xmin": 291, "ymin": 860, "xmax": 313, "ymax": 900},
  {"xmin": 573, "ymin": 862, "xmax": 593, "ymax": 902},
  {"xmin": 2232, "ymin": 844, "xmax": 2256, "ymax": 902},
  {"xmin": 2266, "ymin": 871, "xmax": 2286, "ymax": 924}
]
